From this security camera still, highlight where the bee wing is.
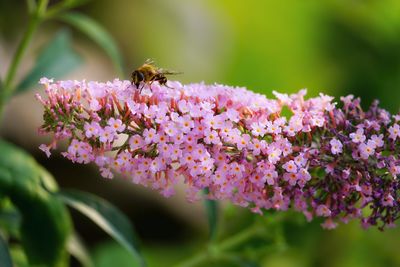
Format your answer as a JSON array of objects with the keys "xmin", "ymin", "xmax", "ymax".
[
  {"xmin": 144, "ymin": 58, "xmax": 155, "ymax": 65},
  {"xmin": 159, "ymin": 69, "xmax": 183, "ymax": 75}
]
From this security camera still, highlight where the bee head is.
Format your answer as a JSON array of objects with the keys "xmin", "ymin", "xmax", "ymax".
[{"xmin": 131, "ymin": 70, "xmax": 145, "ymax": 88}]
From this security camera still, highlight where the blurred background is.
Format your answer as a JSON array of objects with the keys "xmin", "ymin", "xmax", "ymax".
[{"xmin": 1, "ymin": 0, "xmax": 400, "ymax": 266}]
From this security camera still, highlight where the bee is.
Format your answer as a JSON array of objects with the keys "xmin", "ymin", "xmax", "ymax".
[{"xmin": 131, "ymin": 59, "xmax": 181, "ymax": 91}]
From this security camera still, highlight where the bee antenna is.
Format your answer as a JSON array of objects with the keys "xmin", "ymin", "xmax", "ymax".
[{"xmin": 144, "ymin": 58, "xmax": 155, "ymax": 64}]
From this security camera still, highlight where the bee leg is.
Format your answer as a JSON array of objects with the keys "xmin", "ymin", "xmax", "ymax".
[
  {"xmin": 155, "ymin": 76, "xmax": 169, "ymax": 88},
  {"xmin": 139, "ymin": 83, "xmax": 145, "ymax": 93},
  {"xmin": 163, "ymin": 82, "xmax": 174, "ymax": 89},
  {"xmin": 133, "ymin": 80, "xmax": 140, "ymax": 90},
  {"xmin": 164, "ymin": 83, "xmax": 173, "ymax": 89},
  {"xmin": 149, "ymin": 80, "xmax": 156, "ymax": 91}
]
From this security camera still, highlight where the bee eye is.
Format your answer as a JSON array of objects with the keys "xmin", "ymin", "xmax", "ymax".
[
  {"xmin": 137, "ymin": 72, "xmax": 144, "ymax": 82},
  {"xmin": 132, "ymin": 71, "xmax": 143, "ymax": 81}
]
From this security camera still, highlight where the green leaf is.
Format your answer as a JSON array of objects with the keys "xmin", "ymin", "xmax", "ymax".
[
  {"xmin": 0, "ymin": 139, "xmax": 72, "ymax": 267},
  {"xmin": 0, "ymin": 234, "xmax": 13, "ymax": 267},
  {"xmin": 0, "ymin": 208, "xmax": 21, "ymax": 238},
  {"xmin": 67, "ymin": 232, "xmax": 94, "ymax": 267},
  {"xmin": 58, "ymin": 189, "xmax": 146, "ymax": 267},
  {"xmin": 58, "ymin": 12, "xmax": 124, "ymax": 76},
  {"xmin": 15, "ymin": 29, "xmax": 83, "ymax": 94},
  {"xmin": 9, "ymin": 245, "xmax": 29, "ymax": 267},
  {"xmin": 203, "ymin": 188, "xmax": 218, "ymax": 241}
]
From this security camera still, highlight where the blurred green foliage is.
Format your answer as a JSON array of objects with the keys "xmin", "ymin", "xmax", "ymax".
[
  {"xmin": 0, "ymin": 139, "xmax": 72, "ymax": 267},
  {"xmin": 92, "ymin": 210, "xmax": 400, "ymax": 267},
  {"xmin": 2, "ymin": 0, "xmax": 400, "ymax": 266}
]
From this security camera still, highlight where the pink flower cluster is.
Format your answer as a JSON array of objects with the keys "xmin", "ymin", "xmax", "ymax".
[{"xmin": 37, "ymin": 78, "xmax": 400, "ymax": 230}]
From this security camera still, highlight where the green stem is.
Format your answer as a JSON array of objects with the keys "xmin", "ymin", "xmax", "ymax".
[
  {"xmin": 173, "ymin": 211, "xmax": 290, "ymax": 267},
  {"xmin": 45, "ymin": 0, "xmax": 89, "ymax": 19},
  {"xmin": 3, "ymin": 15, "xmax": 38, "ymax": 91},
  {"xmin": 173, "ymin": 251, "xmax": 208, "ymax": 267},
  {"xmin": 173, "ymin": 224, "xmax": 263, "ymax": 267},
  {"xmin": 4, "ymin": 14, "xmax": 39, "ymax": 91},
  {"xmin": 218, "ymin": 224, "xmax": 261, "ymax": 251},
  {"xmin": 45, "ymin": 2, "xmax": 70, "ymax": 19},
  {"xmin": 26, "ymin": 0, "xmax": 37, "ymax": 14},
  {"xmin": 0, "ymin": 0, "xmax": 48, "ymax": 120}
]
